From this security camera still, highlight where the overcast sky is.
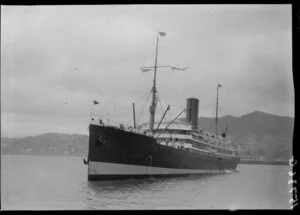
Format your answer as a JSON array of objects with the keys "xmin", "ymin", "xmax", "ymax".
[{"xmin": 1, "ymin": 5, "xmax": 293, "ymax": 137}]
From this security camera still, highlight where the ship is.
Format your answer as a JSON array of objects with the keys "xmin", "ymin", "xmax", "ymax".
[{"xmin": 85, "ymin": 32, "xmax": 240, "ymax": 180}]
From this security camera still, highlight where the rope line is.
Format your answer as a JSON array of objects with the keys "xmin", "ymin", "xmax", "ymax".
[
  {"xmin": 156, "ymin": 93, "xmax": 166, "ymax": 122},
  {"xmin": 137, "ymin": 89, "xmax": 152, "ymax": 125},
  {"xmin": 139, "ymin": 90, "xmax": 151, "ymax": 101},
  {"xmin": 120, "ymin": 104, "xmax": 133, "ymax": 120},
  {"xmin": 158, "ymin": 96, "xmax": 165, "ymax": 118}
]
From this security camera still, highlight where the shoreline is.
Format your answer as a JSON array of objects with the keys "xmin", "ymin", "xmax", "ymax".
[{"xmin": 1, "ymin": 153, "xmax": 85, "ymax": 158}]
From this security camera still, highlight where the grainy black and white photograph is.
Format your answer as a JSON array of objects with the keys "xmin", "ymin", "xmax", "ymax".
[{"xmin": 1, "ymin": 4, "xmax": 295, "ymax": 210}]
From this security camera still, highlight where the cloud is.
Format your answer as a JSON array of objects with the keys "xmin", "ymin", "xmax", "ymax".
[{"xmin": 1, "ymin": 5, "xmax": 293, "ymax": 137}]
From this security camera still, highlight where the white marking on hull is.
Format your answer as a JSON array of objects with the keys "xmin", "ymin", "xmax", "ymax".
[{"xmin": 88, "ymin": 161, "xmax": 226, "ymax": 175}]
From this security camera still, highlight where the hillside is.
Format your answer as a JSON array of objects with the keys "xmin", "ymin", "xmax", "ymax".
[
  {"xmin": 196, "ymin": 111, "xmax": 294, "ymax": 160},
  {"xmin": 1, "ymin": 111, "xmax": 294, "ymax": 160},
  {"xmin": 1, "ymin": 133, "xmax": 89, "ymax": 157}
]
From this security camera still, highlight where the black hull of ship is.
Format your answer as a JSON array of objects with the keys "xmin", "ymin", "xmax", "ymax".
[{"xmin": 87, "ymin": 124, "xmax": 240, "ymax": 181}]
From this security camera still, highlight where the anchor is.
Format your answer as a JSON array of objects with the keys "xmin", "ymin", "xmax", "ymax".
[{"xmin": 83, "ymin": 157, "xmax": 89, "ymax": 165}]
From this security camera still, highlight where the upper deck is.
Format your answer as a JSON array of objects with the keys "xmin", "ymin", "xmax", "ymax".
[{"xmin": 90, "ymin": 115, "xmax": 239, "ymax": 158}]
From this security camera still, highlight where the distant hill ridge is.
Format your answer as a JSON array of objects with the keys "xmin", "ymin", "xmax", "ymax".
[
  {"xmin": 196, "ymin": 111, "xmax": 293, "ymax": 160},
  {"xmin": 1, "ymin": 111, "xmax": 294, "ymax": 160},
  {"xmin": 1, "ymin": 132, "xmax": 89, "ymax": 157},
  {"xmin": 196, "ymin": 110, "xmax": 293, "ymax": 137}
]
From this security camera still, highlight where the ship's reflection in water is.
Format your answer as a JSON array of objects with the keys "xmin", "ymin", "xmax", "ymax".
[{"xmin": 83, "ymin": 174, "xmax": 218, "ymax": 209}]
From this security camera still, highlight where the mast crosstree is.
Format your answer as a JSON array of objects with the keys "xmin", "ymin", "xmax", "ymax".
[{"xmin": 141, "ymin": 32, "xmax": 187, "ymax": 133}]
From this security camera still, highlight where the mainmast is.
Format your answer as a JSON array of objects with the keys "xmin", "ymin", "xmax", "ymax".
[
  {"xmin": 215, "ymin": 83, "xmax": 222, "ymax": 136},
  {"xmin": 149, "ymin": 32, "xmax": 166, "ymax": 132}
]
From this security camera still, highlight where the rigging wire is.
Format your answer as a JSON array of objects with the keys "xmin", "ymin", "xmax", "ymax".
[
  {"xmin": 209, "ymin": 99, "xmax": 216, "ymax": 133},
  {"xmin": 156, "ymin": 93, "xmax": 167, "ymax": 122},
  {"xmin": 139, "ymin": 90, "xmax": 151, "ymax": 101},
  {"xmin": 121, "ymin": 104, "xmax": 134, "ymax": 121},
  {"xmin": 137, "ymin": 89, "xmax": 152, "ymax": 125},
  {"xmin": 159, "ymin": 99, "xmax": 166, "ymax": 121},
  {"xmin": 157, "ymin": 94, "xmax": 165, "ymax": 115},
  {"xmin": 122, "ymin": 88, "xmax": 152, "ymax": 125},
  {"xmin": 209, "ymin": 107, "xmax": 215, "ymax": 133}
]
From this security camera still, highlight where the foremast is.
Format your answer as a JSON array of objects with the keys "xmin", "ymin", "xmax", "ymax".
[
  {"xmin": 147, "ymin": 32, "xmax": 186, "ymax": 133},
  {"xmin": 149, "ymin": 32, "xmax": 165, "ymax": 132}
]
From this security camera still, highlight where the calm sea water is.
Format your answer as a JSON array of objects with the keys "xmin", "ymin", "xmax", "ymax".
[{"xmin": 1, "ymin": 154, "xmax": 292, "ymax": 210}]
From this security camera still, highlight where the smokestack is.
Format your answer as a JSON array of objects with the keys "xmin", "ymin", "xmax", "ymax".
[{"xmin": 186, "ymin": 98, "xmax": 199, "ymax": 129}]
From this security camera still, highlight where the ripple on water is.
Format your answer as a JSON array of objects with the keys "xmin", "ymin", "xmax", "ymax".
[{"xmin": 1, "ymin": 155, "xmax": 292, "ymax": 210}]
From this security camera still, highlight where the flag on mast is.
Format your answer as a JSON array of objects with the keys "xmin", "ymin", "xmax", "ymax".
[
  {"xmin": 93, "ymin": 100, "xmax": 99, "ymax": 105},
  {"xmin": 218, "ymin": 84, "xmax": 222, "ymax": 88},
  {"xmin": 140, "ymin": 67, "xmax": 154, "ymax": 73},
  {"xmin": 171, "ymin": 66, "xmax": 188, "ymax": 71},
  {"xmin": 158, "ymin": 32, "xmax": 166, "ymax": 37}
]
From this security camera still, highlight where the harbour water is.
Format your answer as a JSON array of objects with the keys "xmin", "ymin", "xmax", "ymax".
[{"xmin": 1, "ymin": 154, "xmax": 292, "ymax": 210}]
